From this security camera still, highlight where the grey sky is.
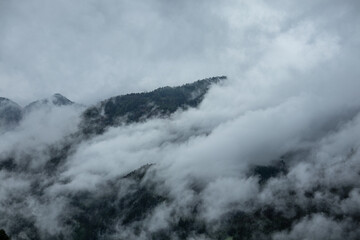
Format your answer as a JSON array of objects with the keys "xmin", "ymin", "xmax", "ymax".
[{"xmin": 1, "ymin": 0, "xmax": 358, "ymax": 106}]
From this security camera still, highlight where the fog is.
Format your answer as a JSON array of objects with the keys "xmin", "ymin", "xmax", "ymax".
[{"xmin": 1, "ymin": 0, "xmax": 360, "ymax": 239}]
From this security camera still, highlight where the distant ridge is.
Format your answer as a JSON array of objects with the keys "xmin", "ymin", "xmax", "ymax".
[
  {"xmin": 0, "ymin": 94, "xmax": 77, "ymax": 133},
  {"xmin": 0, "ymin": 76, "xmax": 226, "ymax": 135},
  {"xmin": 0, "ymin": 97, "xmax": 23, "ymax": 130},
  {"xmin": 81, "ymin": 76, "xmax": 226, "ymax": 135},
  {"xmin": 24, "ymin": 93, "xmax": 74, "ymax": 113}
]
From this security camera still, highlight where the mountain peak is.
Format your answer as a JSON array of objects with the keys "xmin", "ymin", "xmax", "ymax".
[
  {"xmin": 0, "ymin": 97, "xmax": 22, "ymax": 130},
  {"xmin": 0, "ymin": 97, "xmax": 18, "ymax": 105},
  {"xmin": 53, "ymin": 93, "xmax": 65, "ymax": 98},
  {"xmin": 0, "ymin": 97, "xmax": 22, "ymax": 110},
  {"xmin": 50, "ymin": 93, "xmax": 73, "ymax": 106},
  {"xmin": 24, "ymin": 94, "xmax": 74, "ymax": 113}
]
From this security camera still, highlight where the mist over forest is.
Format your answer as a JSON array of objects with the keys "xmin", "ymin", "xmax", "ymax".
[{"xmin": 1, "ymin": 1, "xmax": 360, "ymax": 239}]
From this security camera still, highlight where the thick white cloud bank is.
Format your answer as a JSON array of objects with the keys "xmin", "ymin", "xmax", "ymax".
[{"xmin": 1, "ymin": 0, "xmax": 360, "ymax": 239}]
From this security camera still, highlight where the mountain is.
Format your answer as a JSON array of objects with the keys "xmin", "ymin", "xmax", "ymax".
[
  {"xmin": 24, "ymin": 93, "xmax": 74, "ymax": 113},
  {"xmin": 81, "ymin": 76, "xmax": 226, "ymax": 135},
  {"xmin": 42, "ymin": 77, "xmax": 226, "ymax": 174},
  {"xmin": 0, "ymin": 77, "xmax": 227, "ymax": 239},
  {"xmin": 0, "ymin": 97, "xmax": 22, "ymax": 131},
  {"xmin": 2, "ymin": 76, "xmax": 359, "ymax": 240},
  {"xmin": 0, "ymin": 94, "xmax": 79, "ymax": 134}
]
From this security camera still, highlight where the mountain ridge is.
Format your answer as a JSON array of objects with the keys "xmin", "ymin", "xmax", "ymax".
[
  {"xmin": 23, "ymin": 93, "xmax": 74, "ymax": 113},
  {"xmin": 80, "ymin": 76, "xmax": 226, "ymax": 135},
  {"xmin": 0, "ymin": 97, "xmax": 23, "ymax": 131},
  {"xmin": 1, "ymin": 76, "xmax": 360, "ymax": 240}
]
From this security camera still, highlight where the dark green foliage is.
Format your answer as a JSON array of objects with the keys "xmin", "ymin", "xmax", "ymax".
[
  {"xmin": 216, "ymin": 207, "xmax": 295, "ymax": 240},
  {"xmin": 81, "ymin": 76, "xmax": 226, "ymax": 135},
  {"xmin": 122, "ymin": 164, "xmax": 154, "ymax": 181},
  {"xmin": 120, "ymin": 187, "xmax": 166, "ymax": 225},
  {"xmin": 66, "ymin": 164, "xmax": 166, "ymax": 240},
  {"xmin": 150, "ymin": 230, "xmax": 171, "ymax": 240},
  {"xmin": 44, "ymin": 142, "xmax": 74, "ymax": 174},
  {"xmin": 170, "ymin": 216, "xmax": 207, "ymax": 239},
  {"xmin": 0, "ymin": 229, "xmax": 10, "ymax": 240},
  {"xmin": 0, "ymin": 158, "xmax": 16, "ymax": 171},
  {"xmin": 253, "ymin": 161, "xmax": 286, "ymax": 185},
  {"xmin": 149, "ymin": 205, "xmax": 207, "ymax": 240},
  {"xmin": 6, "ymin": 215, "xmax": 40, "ymax": 240}
]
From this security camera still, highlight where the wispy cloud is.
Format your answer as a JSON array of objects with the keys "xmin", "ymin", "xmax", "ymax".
[{"xmin": 1, "ymin": 0, "xmax": 360, "ymax": 239}]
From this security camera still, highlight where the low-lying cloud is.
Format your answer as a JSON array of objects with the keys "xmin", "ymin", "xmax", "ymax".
[{"xmin": 1, "ymin": 0, "xmax": 360, "ymax": 239}]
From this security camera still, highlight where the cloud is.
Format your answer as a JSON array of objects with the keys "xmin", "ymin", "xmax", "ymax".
[
  {"xmin": 1, "ymin": 0, "xmax": 360, "ymax": 239},
  {"xmin": 0, "ymin": 105, "xmax": 82, "ymax": 169},
  {"xmin": 1, "ymin": 0, "xmax": 358, "ymax": 106},
  {"xmin": 273, "ymin": 214, "xmax": 360, "ymax": 240},
  {"xmin": 0, "ymin": 0, "xmax": 227, "ymax": 105}
]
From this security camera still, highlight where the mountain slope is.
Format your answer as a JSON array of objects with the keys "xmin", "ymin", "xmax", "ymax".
[
  {"xmin": 0, "ymin": 94, "xmax": 79, "ymax": 134},
  {"xmin": 0, "ymin": 97, "xmax": 22, "ymax": 131},
  {"xmin": 81, "ymin": 76, "xmax": 226, "ymax": 135},
  {"xmin": 24, "ymin": 93, "xmax": 74, "ymax": 113},
  {"xmin": 2, "ymin": 76, "xmax": 360, "ymax": 240}
]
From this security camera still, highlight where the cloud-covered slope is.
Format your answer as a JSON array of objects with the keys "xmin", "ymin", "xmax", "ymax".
[
  {"xmin": 1, "ymin": 1, "xmax": 360, "ymax": 239},
  {"xmin": 81, "ymin": 76, "xmax": 226, "ymax": 135},
  {"xmin": 24, "ymin": 93, "xmax": 75, "ymax": 114},
  {"xmin": 1, "ymin": 73, "xmax": 360, "ymax": 239},
  {"xmin": 0, "ymin": 98, "xmax": 22, "ymax": 132}
]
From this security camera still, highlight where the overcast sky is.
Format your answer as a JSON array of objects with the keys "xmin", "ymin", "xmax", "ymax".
[{"xmin": 1, "ymin": 0, "xmax": 359, "ymax": 106}]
